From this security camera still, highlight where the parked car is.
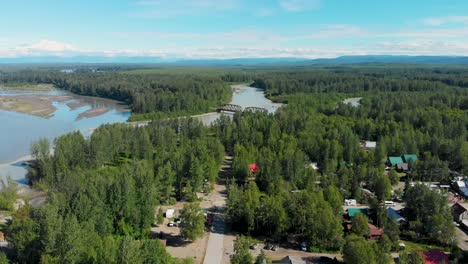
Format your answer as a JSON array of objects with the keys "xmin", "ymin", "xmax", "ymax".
[
  {"xmin": 167, "ymin": 222, "xmax": 175, "ymax": 227},
  {"xmin": 250, "ymin": 244, "xmax": 258, "ymax": 250},
  {"xmin": 399, "ymin": 243, "xmax": 406, "ymax": 250},
  {"xmin": 301, "ymin": 242, "xmax": 307, "ymax": 251},
  {"xmin": 264, "ymin": 244, "xmax": 274, "ymax": 250}
]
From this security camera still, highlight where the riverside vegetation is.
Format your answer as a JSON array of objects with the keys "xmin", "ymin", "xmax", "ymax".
[{"xmin": 0, "ymin": 65, "xmax": 467, "ymax": 263}]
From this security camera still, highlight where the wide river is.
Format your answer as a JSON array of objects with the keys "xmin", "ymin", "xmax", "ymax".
[{"xmin": 0, "ymin": 84, "xmax": 281, "ymax": 184}]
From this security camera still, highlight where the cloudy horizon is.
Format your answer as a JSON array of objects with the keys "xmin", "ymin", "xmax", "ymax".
[{"xmin": 2, "ymin": 0, "xmax": 468, "ymax": 59}]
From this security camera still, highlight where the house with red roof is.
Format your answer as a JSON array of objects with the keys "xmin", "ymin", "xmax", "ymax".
[
  {"xmin": 346, "ymin": 222, "xmax": 384, "ymax": 240},
  {"xmin": 423, "ymin": 250, "xmax": 448, "ymax": 264},
  {"xmin": 249, "ymin": 163, "xmax": 259, "ymax": 175}
]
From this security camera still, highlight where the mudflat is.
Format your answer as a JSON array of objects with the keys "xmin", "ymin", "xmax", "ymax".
[
  {"xmin": 0, "ymin": 94, "xmax": 73, "ymax": 118},
  {"xmin": 0, "ymin": 84, "xmax": 129, "ymax": 119},
  {"xmin": 77, "ymin": 107, "xmax": 111, "ymax": 120}
]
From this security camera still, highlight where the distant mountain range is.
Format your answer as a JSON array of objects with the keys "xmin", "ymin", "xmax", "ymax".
[
  {"xmin": 1, "ymin": 55, "xmax": 468, "ymax": 65},
  {"xmin": 306, "ymin": 55, "xmax": 468, "ymax": 65}
]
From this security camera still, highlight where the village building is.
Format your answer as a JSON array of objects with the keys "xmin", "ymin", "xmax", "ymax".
[
  {"xmin": 396, "ymin": 163, "xmax": 409, "ymax": 172},
  {"xmin": 387, "ymin": 157, "xmax": 404, "ymax": 167},
  {"xmin": 402, "ymin": 154, "xmax": 418, "ymax": 163},
  {"xmin": 360, "ymin": 140, "xmax": 377, "ymax": 150},
  {"xmin": 387, "ymin": 154, "xmax": 418, "ymax": 169},
  {"xmin": 453, "ymin": 180, "xmax": 468, "ymax": 198},
  {"xmin": 272, "ymin": 256, "xmax": 308, "ymax": 264},
  {"xmin": 346, "ymin": 223, "xmax": 384, "ymax": 240},
  {"xmin": 387, "ymin": 208, "xmax": 406, "ymax": 224},
  {"xmin": 165, "ymin": 208, "xmax": 175, "ymax": 218},
  {"xmin": 452, "ymin": 203, "xmax": 468, "ymax": 223},
  {"xmin": 347, "ymin": 208, "xmax": 369, "ymax": 218}
]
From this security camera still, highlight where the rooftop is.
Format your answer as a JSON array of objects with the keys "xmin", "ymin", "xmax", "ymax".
[
  {"xmin": 387, "ymin": 208, "xmax": 405, "ymax": 222},
  {"xmin": 403, "ymin": 154, "xmax": 418, "ymax": 163},
  {"xmin": 452, "ymin": 203, "xmax": 468, "ymax": 216},
  {"xmin": 272, "ymin": 256, "xmax": 307, "ymax": 264},
  {"xmin": 396, "ymin": 163, "xmax": 409, "ymax": 171},
  {"xmin": 388, "ymin": 157, "xmax": 404, "ymax": 166},
  {"xmin": 423, "ymin": 250, "xmax": 448, "ymax": 264},
  {"xmin": 348, "ymin": 208, "xmax": 369, "ymax": 217},
  {"xmin": 368, "ymin": 223, "xmax": 384, "ymax": 237}
]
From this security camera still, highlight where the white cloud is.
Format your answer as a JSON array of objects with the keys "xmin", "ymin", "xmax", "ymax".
[
  {"xmin": 112, "ymin": 29, "xmax": 290, "ymax": 47},
  {"xmin": 22, "ymin": 39, "xmax": 77, "ymax": 52},
  {"xmin": 387, "ymin": 27, "xmax": 468, "ymax": 38},
  {"xmin": 367, "ymin": 40, "xmax": 468, "ymax": 56},
  {"xmin": 1, "ymin": 39, "xmax": 83, "ymax": 57},
  {"xmin": 423, "ymin": 16, "xmax": 468, "ymax": 26},
  {"xmin": 2, "ymin": 25, "xmax": 468, "ymax": 60},
  {"xmin": 279, "ymin": 0, "xmax": 321, "ymax": 12}
]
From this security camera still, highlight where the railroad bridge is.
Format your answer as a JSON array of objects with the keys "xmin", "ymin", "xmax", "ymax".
[
  {"xmin": 244, "ymin": 107, "xmax": 268, "ymax": 113},
  {"xmin": 217, "ymin": 104, "xmax": 268, "ymax": 113},
  {"xmin": 217, "ymin": 104, "xmax": 243, "ymax": 112}
]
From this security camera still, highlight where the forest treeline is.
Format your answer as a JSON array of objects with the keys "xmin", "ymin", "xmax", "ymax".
[
  {"xmin": 1, "ymin": 65, "xmax": 468, "ymax": 263},
  {"xmin": 7, "ymin": 118, "xmax": 224, "ymax": 263},
  {"xmin": 0, "ymin": 70, "xmax": 232, "ymax": 121}
]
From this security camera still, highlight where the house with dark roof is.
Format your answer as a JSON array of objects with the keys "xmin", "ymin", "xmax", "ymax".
[
  {"xmin": 387, "ymin": 208, "xmax": 406, "ymax": 224},
  {"xmin": 452, "ymin": 203, "xmax": 468, "ymax": 223},
  {"xmin": 273, "ymin": 256, "xmax": 307, "ymax": 264},
  {"xmin": 396, "ymin": 163, "xmax": 409, "ymax": 172},
  {"xmin": 453, "ymin": 180, "xmax": 468, "ymax": 198}
]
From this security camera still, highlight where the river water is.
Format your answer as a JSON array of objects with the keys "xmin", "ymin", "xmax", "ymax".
[
  {"xmin": 0, "ymin": 89, "xmax": 130, "ymax": 183},
  {"xmin": 196, "ymin": 84, "xmax": 282, "ymax": 125},
  {"xmin": 0, "ymin": 84, "xmax": 280, "ymax": 184}
]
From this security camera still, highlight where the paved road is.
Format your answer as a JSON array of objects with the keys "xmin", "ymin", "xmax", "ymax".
[
  {"xmin": 202, "ymin": 157, "xmax": 231, "ymax": 264},
  {"xmin": 203, "ymin": 206, "xmax": 226, "ymax": 264},
  {"xmin": 455, "ymin": 227, "xmax": 468, "ymax": 251}
]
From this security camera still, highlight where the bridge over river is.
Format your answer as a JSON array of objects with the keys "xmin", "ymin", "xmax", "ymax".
[{"xmin": 217, "ymin": 104, "xmax": 268, "ymax": 113}]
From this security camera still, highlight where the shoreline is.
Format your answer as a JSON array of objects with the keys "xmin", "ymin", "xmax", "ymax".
[
  {"xmin": 0, "ymin": 84, "xmax": 270, "ymax": 181},
  {"xmin": 0, "ymin": 154, "xmax": 33, "ymax": 169}
]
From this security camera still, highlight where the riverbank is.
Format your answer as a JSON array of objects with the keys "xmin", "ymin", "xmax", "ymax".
[
  {"xmin": 0, "ymin": 94, "xmax": 72, "ymax": 118},
  {"xmin": 0, "ymin": 83, "xmax": 278, "ymax": 184},
  {"xmin": 0, "ymin": 155, "xmax": 33, "ymax": 184}
]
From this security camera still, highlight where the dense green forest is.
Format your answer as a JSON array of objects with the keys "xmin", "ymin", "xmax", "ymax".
[
  {"xmin": 0, "ymin": 69, "xmax": 232, "ymax": 121},
  {"xmin": 7, "ymin": 119, "xmax": 224, "ymax": 263},
  {"xmin": 1, "ymin": 64, "xmax": 468, "ymax": 263}
]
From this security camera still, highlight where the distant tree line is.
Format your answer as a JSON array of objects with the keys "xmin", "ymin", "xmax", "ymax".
[{"xmin": 0, "ymin": 70, "xmax": 232, "ymax": 121}]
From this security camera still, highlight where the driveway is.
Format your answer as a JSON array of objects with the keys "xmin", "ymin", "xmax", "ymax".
[{"xmin": 455, "ymin": 227, "xmax": 468, "ymax": 251}]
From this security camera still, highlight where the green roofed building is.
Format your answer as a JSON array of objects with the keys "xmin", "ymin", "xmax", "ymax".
[
  {"xmin": 403, "ymin": 154, "xmax": 418, "ymax": 163},
  {"xmin": 388, "ymin": 157, "xmax": 404, "ymax": 166},
  {"xmin": 348, "ymin": 208, "xmax": 368, "ymax": 218}
]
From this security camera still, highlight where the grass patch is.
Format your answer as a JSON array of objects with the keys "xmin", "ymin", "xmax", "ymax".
[
  {"xmin": 0, "ymin": 83, "xmax": 55, "ymax": 91},
  {"xmin": 400, "ymin": 240, "xmax": 450, "ymax": 253}
]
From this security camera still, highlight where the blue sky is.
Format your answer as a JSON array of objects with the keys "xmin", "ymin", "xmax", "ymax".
[{"xmin": 1, "ymin": 0, "xmax": 468, "ymax": 59}]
